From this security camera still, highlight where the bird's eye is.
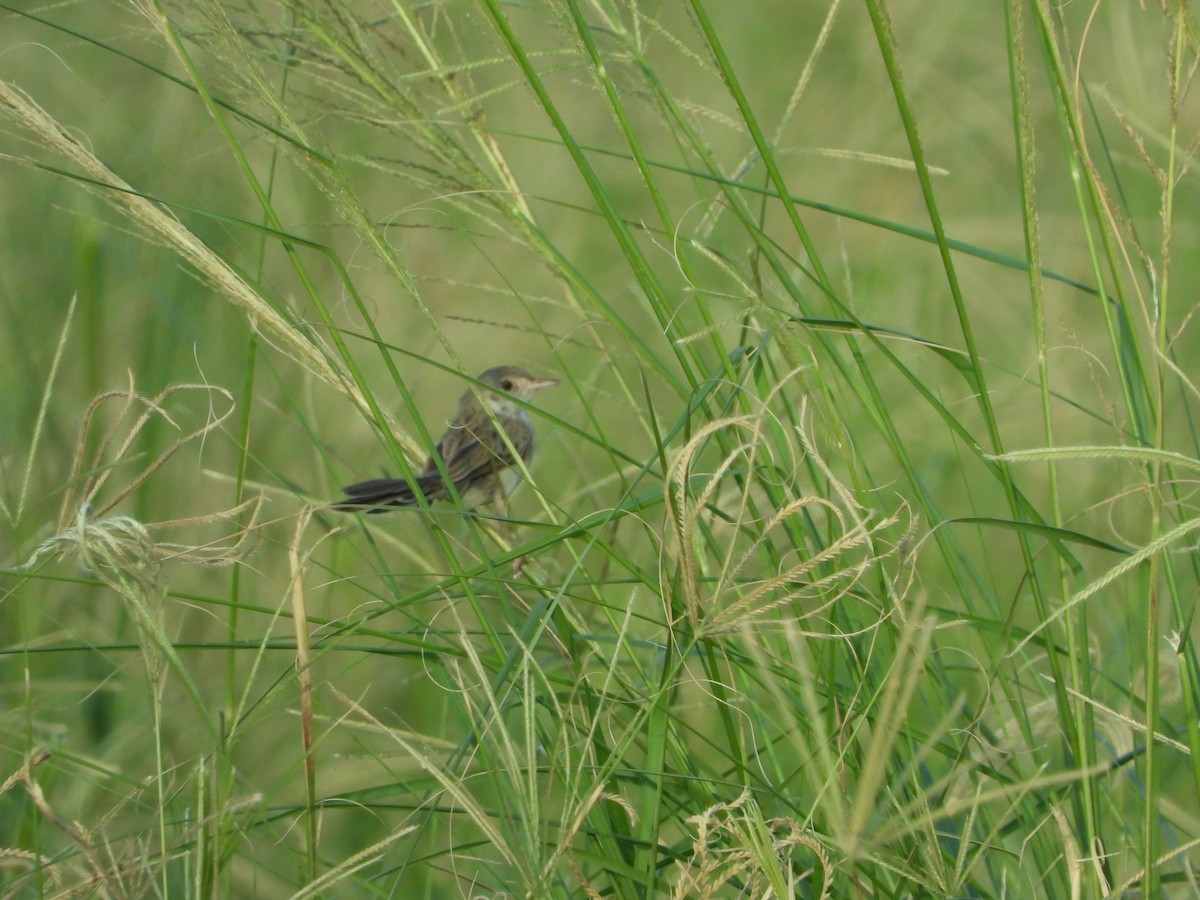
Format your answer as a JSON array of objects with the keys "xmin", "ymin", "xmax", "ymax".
[{"xmin": 501, "ymin": 380, "xmax": 513, "ymax": 391}]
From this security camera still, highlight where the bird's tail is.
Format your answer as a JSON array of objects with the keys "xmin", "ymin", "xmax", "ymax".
[{"xmin": 334, "ymin": 474, "xmax": 443, "ymax": 512}]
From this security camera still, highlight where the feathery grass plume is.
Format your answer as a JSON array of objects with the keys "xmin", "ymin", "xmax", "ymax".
[
  {"xmin": 0, "ymin": 79, "xmax": 408, "ymax": 445},
  {"xmin": 55, "ymin": 381, "xmax": 237, "ymax": 528},
  {"xmin": 26, "ymin": 508, "xmax": 173, "ymax": 694},
  {"xmin": 671, "ymin": 789, "xmax": 831, "ymax": 899},
  {"xmin": 664, "ymin": 390, "xmax": 910, "ymax": 639},
  {"xmin": 0, "ymin": 753, "xmax": 57, "ymax": 889},
  {"xmin": 24, "ymin": 379, "xmax": 262, "ymax": 707}
]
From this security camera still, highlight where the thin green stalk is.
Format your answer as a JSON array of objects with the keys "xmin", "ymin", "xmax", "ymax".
[{"xmin": 1005, "ymin": 3, "xmax": 1104, "ymax": 892}]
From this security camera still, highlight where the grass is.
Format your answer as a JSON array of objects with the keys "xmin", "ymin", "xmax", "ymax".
[{"xmin": 1, "ymin": 0, "xmax": 1198, "ymax": 896}]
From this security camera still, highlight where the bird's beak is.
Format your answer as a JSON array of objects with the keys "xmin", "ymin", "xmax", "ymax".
[{"xmin": 529, "ymin": 377, "xmax": 560, "ymax": 392}]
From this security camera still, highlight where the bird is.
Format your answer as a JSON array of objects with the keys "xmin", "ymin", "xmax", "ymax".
[{"xmin": 335, "ymin": 366, "xmax": 558, "ymax": 514}]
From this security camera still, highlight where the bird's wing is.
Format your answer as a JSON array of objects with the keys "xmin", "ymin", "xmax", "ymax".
[{"xmin": 433, "ymin": 415, "xmax": 533, "ymax": 488}]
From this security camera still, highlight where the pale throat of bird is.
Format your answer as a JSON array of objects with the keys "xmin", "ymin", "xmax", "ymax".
[{"xmin": 485, "ymin": 395, "xmax": 526, "ymax": 419}]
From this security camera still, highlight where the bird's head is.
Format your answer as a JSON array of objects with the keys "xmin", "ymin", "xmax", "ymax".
[{"xmin": 477, "ymin": 366, "xmax": 559, "ymax": 407}]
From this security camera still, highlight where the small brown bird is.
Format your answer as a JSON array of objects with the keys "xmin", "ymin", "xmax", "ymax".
[{"xmin": 335, "ymin": 366, "xmax": 558, "ymax": 514}]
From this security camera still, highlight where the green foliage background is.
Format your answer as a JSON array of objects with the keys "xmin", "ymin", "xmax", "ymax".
[{"xmin": 1, "ymin": 1, "xmax": 1198, "ymax": 896}]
